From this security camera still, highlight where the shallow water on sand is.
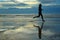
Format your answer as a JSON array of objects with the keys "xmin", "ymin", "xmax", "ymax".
[{"xmin": 0, "ymin": 15, "xmax": 60, "ymax": 40}]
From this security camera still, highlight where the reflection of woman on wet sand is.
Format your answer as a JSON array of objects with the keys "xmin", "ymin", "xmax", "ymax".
[
  {"xmin": 33, "ymin": 4, "xmax": 45, "ymax": 22},
  {"xmin": 33, "ymin": 22, "xmax": 44, "ymax": 39}
]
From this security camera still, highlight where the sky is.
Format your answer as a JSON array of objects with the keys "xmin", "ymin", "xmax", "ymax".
[
  {"xmin": 0, "ymin": 0, "xmax": 59, "ymax": 8},
  {"xmin": 0, "ymin": 0, "xmax": 60, "ymax": 14}
]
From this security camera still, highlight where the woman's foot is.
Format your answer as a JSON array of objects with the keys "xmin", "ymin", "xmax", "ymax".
[
  {"xmin": 42, "ymin": 20, "xmax": 45, "ymax": 22},
  {"xmin": 33, "ymin": 16, "xmax": 40, "ymax": 18}
]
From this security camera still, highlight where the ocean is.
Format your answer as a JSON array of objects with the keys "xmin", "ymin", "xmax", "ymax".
[{"xmin": 0, "ymin": 14, "xmax": 60, "ymax": 40}]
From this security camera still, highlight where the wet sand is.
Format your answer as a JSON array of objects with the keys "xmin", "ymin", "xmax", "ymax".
[{"xmin": 0, "ymin": 14, "xmax": 60, "ymax": 40}]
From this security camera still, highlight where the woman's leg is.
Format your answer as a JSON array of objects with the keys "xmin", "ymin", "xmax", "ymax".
[
  {"xmin": 40, "ymin": 13, "xmax": 45, "ymax": 22},
  {"xmin": 33, "ymin": 12, "xmax": 40, "ymax": 18}
]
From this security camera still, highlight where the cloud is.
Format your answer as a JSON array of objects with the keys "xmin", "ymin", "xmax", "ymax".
[
  {"xmin": 0, "ymin": 4, "xmax": 3, "ymax": 7},
  {"xmin": 43, "ymin": 4, "xmax": 57, "ymax": 6},
  {"xmin": 0, "ymin": 1, "xmax": 31, "ymax": 9},
  {"xmin": 2, "ymin": 3, "xmax": 28, "ymax": 7},
  {"xmin": 0, "ymin": 0, "xmax": 10, "ymax": 1},
  {"xmin": 0, "ymin": 0, "xmax": 59, "ymax": 9},
  {"xmin": 24, "ymin": 1, "xmax": 38, "ymax": 5},
  {"xmin": 11, "ymin": 0, "xmax": 38, "ymax": 6},
  {"xmin": 38, "ymin": 0, "xmax": 56, "ymax": 4},
  {"xmin": 12, "ymin": 0, "xmax": 37, "ymax": 2},
  {"xmin": 0, "ymin": 0, "xmax": 38, "ymax": 8},
  {"xmin": 0, "ymin": 2, "xmax": 16, "ymax": 4},
  {"xmin": 15, "ymin": 6, "xmax": 32, "ymax": 9}
]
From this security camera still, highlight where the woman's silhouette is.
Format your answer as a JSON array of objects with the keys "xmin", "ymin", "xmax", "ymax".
[
  {"xmin": 33, "ymin": 22, "xmax": 44, "ymax": 39},
  {"xmin": 33, "ymin": 4, "xmax": 45, "ymax": 22}
]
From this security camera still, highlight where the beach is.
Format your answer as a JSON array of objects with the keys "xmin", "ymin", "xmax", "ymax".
[{"xmin": 0, "ymin": 14, "xmax": 60, "ymax": 40}]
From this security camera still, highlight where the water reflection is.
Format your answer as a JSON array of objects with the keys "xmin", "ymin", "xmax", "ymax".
[
  {"xmin": 0, "ymin": 15, "xmax": 60, "ymax": 40},
  {"xmin": 33, "ymin": 22, "xmax": 45, "ymax": 39}
]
